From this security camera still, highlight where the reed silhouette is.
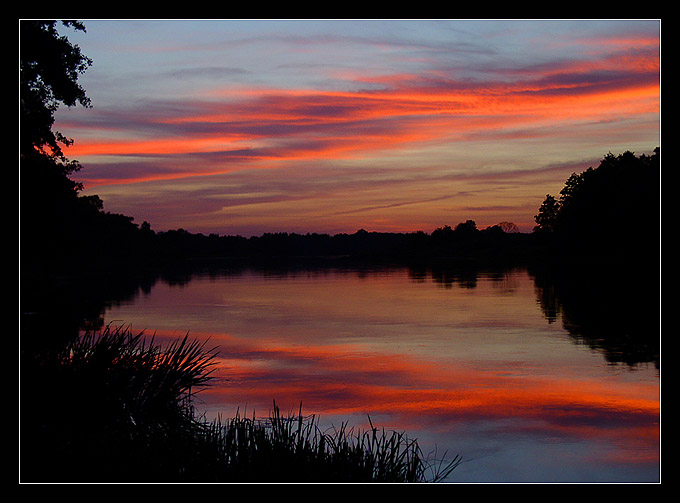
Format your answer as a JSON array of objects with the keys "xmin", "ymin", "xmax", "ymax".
[{"xmin": 21, "ymin": 325, "xmax": 460, "ymax": 482}]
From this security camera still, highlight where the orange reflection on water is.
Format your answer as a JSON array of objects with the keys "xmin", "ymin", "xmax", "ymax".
[
  {"xmin": 146, "ymin": 327, "xmax": 659, "ymax": 461},
  {"xmin": 104, "ymin": 267, "xmax": 659, "ymax": 481}
]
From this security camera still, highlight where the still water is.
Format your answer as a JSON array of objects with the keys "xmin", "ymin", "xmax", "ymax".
[{"xmin": 101, "ymin": 265, "xmax": 660, "ymax": 482}]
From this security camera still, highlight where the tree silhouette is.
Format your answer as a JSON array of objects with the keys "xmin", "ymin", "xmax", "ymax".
[
  {"xmin": 533, "ymin": 194, "xmax": 560, "ymax": 233},
  {"xmin": 533, "ymin": 148, "xmax": 659, "ymax": 261},
  {"xmin": 497, "ymin": 222, "xmax": 519, "ymax": 233},
  {"xmin": 21, "ymin": 20, "xmax": 92, "ymax": 161},
  {"xmin": 20, "ymin": 21, "xmax": 155, "ymax": 269},
  {"xmin": 20, "ymin": 21, "xmax": 99, "ymax": 268},
  {"xmin": 20, "ymin": 20, "xmax": 93, "ymax": 198},
  {"xmin": 453, "ymin": 219, "xmax": 478, "ymax": 236}
]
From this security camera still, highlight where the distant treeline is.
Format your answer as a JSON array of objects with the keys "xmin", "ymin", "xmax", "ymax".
[
  {"xmin": 139, "ymin": 220, "xmax": 533, "ymax": 264},
  {"xmin": 22, "ymin": 149, "xmax": 660, "ymax": 274},
  {"xmin": 22, "ymin": 214, "xmax": 536, "ymax": 271}
]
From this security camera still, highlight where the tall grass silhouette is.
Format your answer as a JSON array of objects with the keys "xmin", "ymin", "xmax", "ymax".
[{"xmin": 21, "ymin": 324, "xmax": 460, "ymax": 482}]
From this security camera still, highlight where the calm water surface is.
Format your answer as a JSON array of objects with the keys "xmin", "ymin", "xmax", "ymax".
[{"xmin": 102, "ymin": 266, "xmax": 660, "ymax": 482}]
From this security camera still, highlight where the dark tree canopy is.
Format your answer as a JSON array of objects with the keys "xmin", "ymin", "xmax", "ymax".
[
  {"xmin": 20, "ymin": 21, "xmax": 142, "ymax": 268},
  {"xmin": 20, "ymin": 20, "xmax": 92, "ymax": 163},
  {"xmin": 533, "ymin": 148, "xmax": 659, "ymax": 261},
  {"xmin": 534, "ymin": 194, "xmax": 560, "ymax": 234}
]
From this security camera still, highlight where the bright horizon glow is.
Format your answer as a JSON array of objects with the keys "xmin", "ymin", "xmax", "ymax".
[{"xmin": 51, "ymin": 19, "xmax": 660, "ymax": 236}]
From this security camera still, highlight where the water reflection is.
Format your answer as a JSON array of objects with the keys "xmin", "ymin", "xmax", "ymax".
[
  {"xmin": 28, "ymin": 262, "xmax": 660, "ymax": 371},
  {"xmin": 529, "ymin": 264, "xmax": 659, "ymax": 370},
  {"xmin": 22, "ymin": 261, "xmax": 659, "ymax": 481}
]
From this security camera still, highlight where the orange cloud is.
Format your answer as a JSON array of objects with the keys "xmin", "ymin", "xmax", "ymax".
[
  {"xmin": 64, "ymin": 135, "xmax": 253, "ymax": 157},
  {"xmin": 64, "ymin": 44, "xmax": 659, "ymax": 174}
]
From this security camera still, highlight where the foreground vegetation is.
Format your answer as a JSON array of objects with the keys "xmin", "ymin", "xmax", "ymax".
[{"xmin": 21, "ymin": 325, "xmax": 460, "ymax": 482}]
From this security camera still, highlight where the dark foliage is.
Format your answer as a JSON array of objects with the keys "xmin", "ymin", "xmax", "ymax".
[
  {"xmin": 533, "ymin": 148, "xmax": 660, "ymax": 263},
  {"xmin": 20, "ymin": 326, "xmax": 459, "ymax": 482},
  {"xmin": 21, "ymin": 325, "xmax": 219, "ymax": 482},
  {"xmin": 20, "ymin": 20, "xmax": 91, "ymax": 160}
]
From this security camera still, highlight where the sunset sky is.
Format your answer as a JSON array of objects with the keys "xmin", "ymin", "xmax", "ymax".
[{"xmin": 52, "ymin": 19, "xmax": 661, "ymax": 236}]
